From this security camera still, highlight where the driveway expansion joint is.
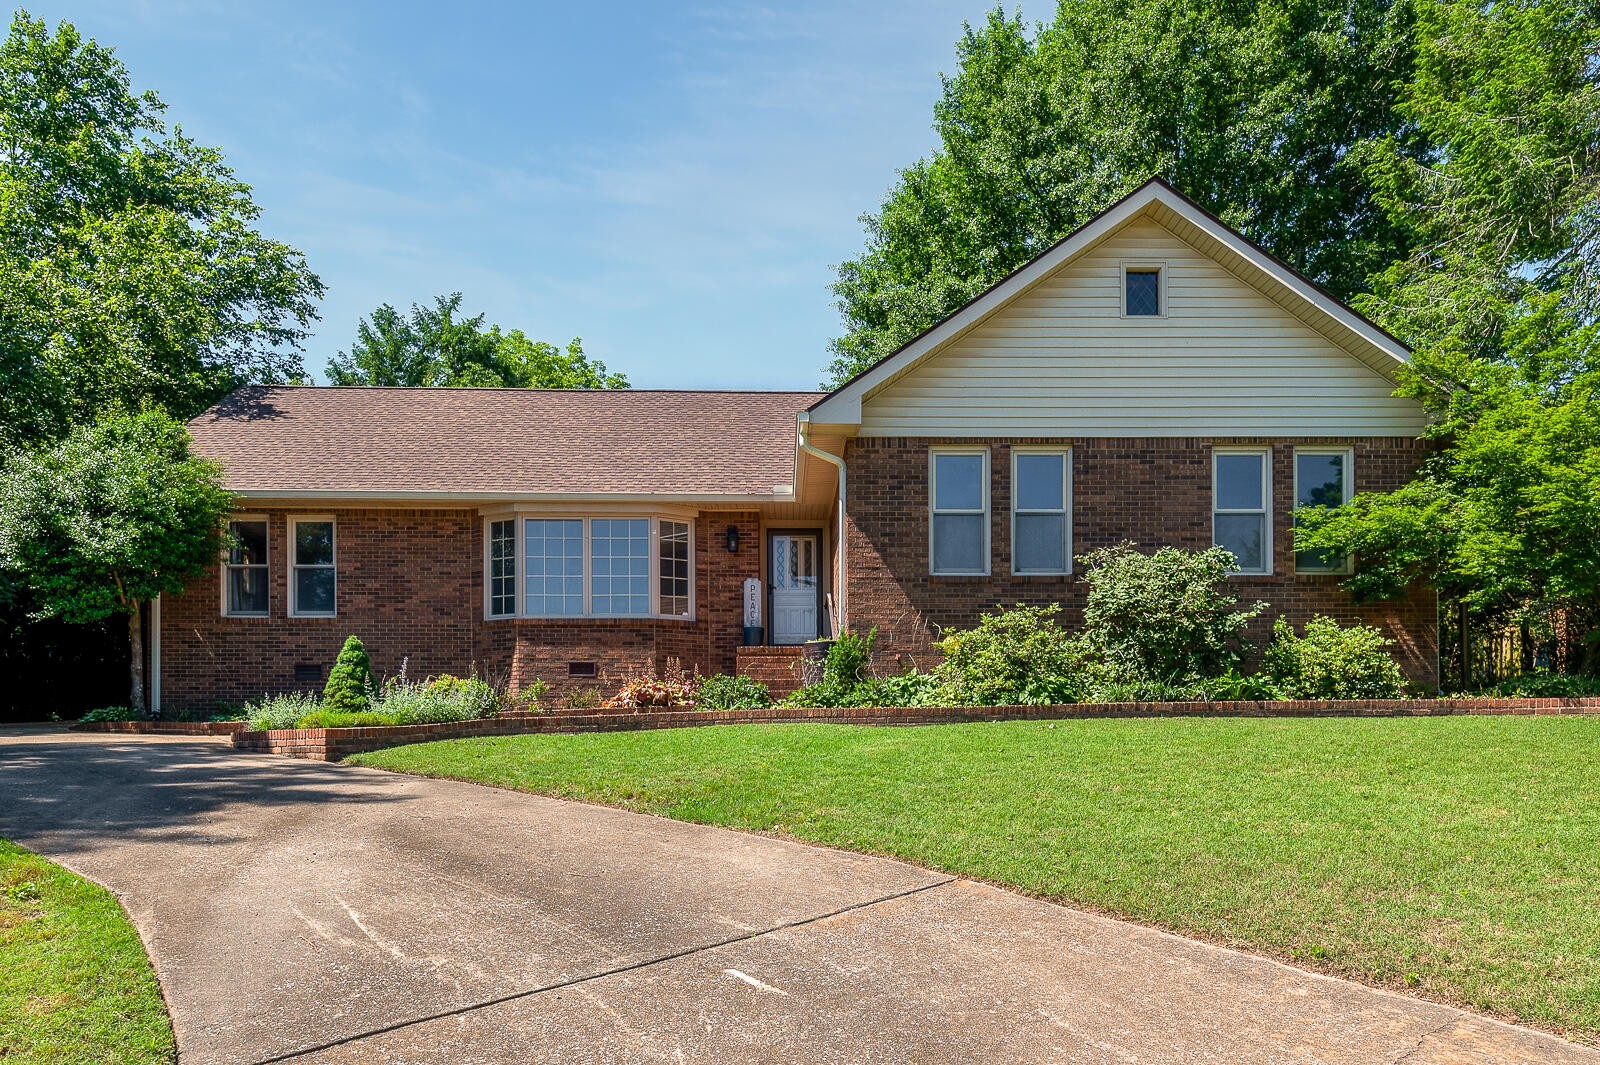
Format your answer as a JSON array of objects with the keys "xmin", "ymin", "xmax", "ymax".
[{"xmin": 254, "ymin": 875, "xmax": 961, "ymax": 1064}]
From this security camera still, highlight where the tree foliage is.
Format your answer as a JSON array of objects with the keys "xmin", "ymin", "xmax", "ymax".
[
  {"xmin": 825, "ymin": 0, "xmax": 1423, "ymax": 384},
  {"xmin": 0, "ymin": 410, "xmax": 232, "ymax": 710},
  {"xmin": 0, "ymin": 12, "xmax": 324, "ymax": 452},
  {"xmin": 1298, "ymin": 0, "xmax": 1600, "ymax": 666},
  {"xmin": 326, "ymin": 293, "xmax": 628, "ymax": 389}
]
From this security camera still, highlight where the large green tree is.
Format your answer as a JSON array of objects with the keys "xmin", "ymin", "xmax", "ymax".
[
  {"xmin": 326, "ymin": 292, "xmax": 628, "ymax": 388},
  {"xmin": 0, "ymin": 410, "xmax": 234, "ymax": 714},
  {"xmin": 0, "ymin": 11, "xmax": 324, "ymax": 452},
  {"xmin": 825, "ymin": 0, "xmax": 1424, "ymax": 384},
  {"xmin": 1298, "ymin": 0, "xmax": 1600, "ymax": 671}
]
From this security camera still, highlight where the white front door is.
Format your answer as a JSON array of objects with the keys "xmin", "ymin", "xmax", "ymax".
[{"xmin": 770, "ymin": 534, "xmax": 820, "ymax": 645}]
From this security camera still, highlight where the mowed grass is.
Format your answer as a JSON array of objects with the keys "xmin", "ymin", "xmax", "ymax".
[
  {"xmin": 354, "ymin": 716, "xmax": 1600, "ymax": 1041},
  {"xmin": 0, "ymin": 840, "xmax": 174, "ymax": 1064}
]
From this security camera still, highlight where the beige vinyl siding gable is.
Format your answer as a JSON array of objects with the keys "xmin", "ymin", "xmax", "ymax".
[{"xmin": 857, "ymin": 220, "xmax": 1427, "ymax": 438}]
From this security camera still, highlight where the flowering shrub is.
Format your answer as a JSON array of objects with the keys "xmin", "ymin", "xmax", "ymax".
[
  {"xmin": 245, "ymin": 691, "xmax": 323, "ymax": 730},
  {"xmin": 376, "ymin": 672, "xmax": 500, "ymax": 724},
  {"xmin": 1262, "ymin": 616, "xmax": 1407, "ymax": 698},
  {"xmin": 603, "ymin": 666, "xmax": 698, "ymax": 710}
]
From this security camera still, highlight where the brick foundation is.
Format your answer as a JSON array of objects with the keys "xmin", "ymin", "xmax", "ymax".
[{"xmin": 844, "ymin": 436, "xmax": 1439, "ymax": 686}]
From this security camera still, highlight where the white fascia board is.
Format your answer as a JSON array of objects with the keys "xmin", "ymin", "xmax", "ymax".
[{"xmin": 229, "ymin": 489, "xmax": 796, "ymax": 506}]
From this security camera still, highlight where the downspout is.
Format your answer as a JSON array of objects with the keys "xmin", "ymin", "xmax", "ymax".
[
  {"xmin": 797, "ymin": 412, "xmax": 847, "ymax": 636},
  {"xmin": 150, "ymin": 593, "xmax": 162, "ymax": 718}
]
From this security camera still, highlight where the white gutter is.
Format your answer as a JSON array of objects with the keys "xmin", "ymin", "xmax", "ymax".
[{"xmin": 796, "ymin": 412, "xmax": 847, "ymax": 636}]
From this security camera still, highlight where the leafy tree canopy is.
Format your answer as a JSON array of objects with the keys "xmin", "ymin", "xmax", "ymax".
[
  {"xmin": 326, "ymin": 292, "xmax": 628, "ymax": 389},
  {"xmin": 0, "ymin": 409, "xmax": 233, "ymax": 710},
  {"xmin": 825, "ymin": 0, "xmax": 1424, "ymax": 384},
  {"xmin": 0, "ymin": 11, "xmax": 324, "ymax": 452},
  {"xmin": 1298, "ymin": 0, "xmax": 1600, "ymax": 665}
]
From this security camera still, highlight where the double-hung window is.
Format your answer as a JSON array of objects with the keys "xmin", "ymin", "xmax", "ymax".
[
  {"xmin": 1212, "ymin": 449, "xmax": 1271, "ymax": 575},
  {"xmin": 223, "ymin": 518, "xmax": 268, "ymax": 616},
  {"xmin": 1012, "ymin": 449, "xmax": 1071, "ymax": 575},
  {"xmin": 488, "ymin": 519, "xmax": 517, "ymax": 617},
  {"xmin": 930, "ymin": 448, "xmax": 989, "ymax": 575},
  {"xmin": 1294, "ymin": 449, "xmax": 1353, "ymax": 573},
  {"xmin": 493, "ymin": 516, "xmax": 694, "ymax": 619},
  {"xmin": 290, "ymin": 518, "xmax": 336, "ymax": 616}
]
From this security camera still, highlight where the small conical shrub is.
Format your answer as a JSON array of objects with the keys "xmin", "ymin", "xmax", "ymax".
[{"xmin": 323, "ymin": 635, "xmax": 374, "ymax": 714}]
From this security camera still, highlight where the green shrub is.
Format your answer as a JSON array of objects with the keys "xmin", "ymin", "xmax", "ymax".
[
  {"xmin": 323, "ymin": 635, "xmax": 375, "ymax": 714},
  {"xmin": 294, "ymin": 709, "xmax": 401, "ymax": 729},
  {"xmin": 373, "ymin": 672, "xmax": 500, "ymax": 724},
  {"xmin": 1459, "ymin": 672, "xmax": 1600, "ymax": 698},
  {"xmin": 697, "ymin": 674, "xmax": 772, "ymax": 710},
  {"xmin": 519, "ymin": 679, "xmax": 552, "ymax": 710},
  {"xmin": 1262, "ymin": 616, "xmax": 1408, "ymax": 699},
  {"xmin": 933, "ymin": 604, "xmax": 1092, "ymax": 705},
  {"xmin": 567, "ymin": 687, "xmax": 600, "ymax": 710},
  {"xmin": 245, "ymin": 692, "xmax": 322, "ymax": 731},
  {"xmin": 79, "ymin": 705, "xmax": 138, "ymax": 723},
  {"xmin": 1079, "ymin": 544, "xmax": 1265, "ymax": 684},
  {"xmin": 822, "ymin": 630, "xmax": 875, "ymax": 688},
  {"xmin": 851, "ymin": 670, "xmax": 943, "ymax": 707}
]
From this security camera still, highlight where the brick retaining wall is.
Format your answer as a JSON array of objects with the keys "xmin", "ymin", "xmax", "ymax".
[
  {"xmin": 73, "ymin": 720, "xmax": 247, "ymax": 736},
  {"xmin": 229, "ymin": 697, "xmax": 1600, "ymax": 761}
]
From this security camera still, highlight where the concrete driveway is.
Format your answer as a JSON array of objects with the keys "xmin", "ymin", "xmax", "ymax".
[{"xmin": 1, "ymin": 727, "xmax": 1593, "ymax": 1065}]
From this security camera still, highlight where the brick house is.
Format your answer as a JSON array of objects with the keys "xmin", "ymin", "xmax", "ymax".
[{"xmin": 154, "ymin": 179, "xmax": 1435, "ymax": 713}]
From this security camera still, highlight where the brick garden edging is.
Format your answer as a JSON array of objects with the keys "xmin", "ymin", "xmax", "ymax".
[
  {"xmin": 73, "ymin": 720, "xmax": 247, "ymax": 736},
  {"xmin": 229, "ymin": 696, "xmax": 1600, "ymax": 762}
]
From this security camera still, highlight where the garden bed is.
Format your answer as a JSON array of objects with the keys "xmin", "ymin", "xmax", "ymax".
[{"xmin": 232, "ymin": 696, "xmax": 1600, "ymax": 761}]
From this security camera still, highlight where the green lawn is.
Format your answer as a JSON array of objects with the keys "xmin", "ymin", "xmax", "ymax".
[
  {"xmin": 0, "ymin": 840, "xmax": 174, "ymax": 1064},
  {"xmin": 353, "ymin": 717, "xmax": 1600, "ymax": 1042}
]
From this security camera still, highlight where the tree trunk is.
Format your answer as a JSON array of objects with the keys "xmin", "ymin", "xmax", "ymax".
[{"xmin": 128, "ymin": 603, "xmax": 147, "ymax": 717}]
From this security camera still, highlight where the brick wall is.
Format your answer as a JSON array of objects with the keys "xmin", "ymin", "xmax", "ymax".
[
  {"xmin": 161, "ymin": 507, "xmax": 763, "ymax": 713},
  {"xmin": 844, "ymin": 437, "xmax": 1438, "ymax": 686},
  {"xmin": 736, "ymin": 646, "xmax": 805, "ymax": 698},
  {"xmin": 162, "ymin": 508, "xmax": 478, "ymax": 712}
]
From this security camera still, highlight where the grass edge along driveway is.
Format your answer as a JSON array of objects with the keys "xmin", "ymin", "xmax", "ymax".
[
  {"xmin": 0, "ymin": 839, "xmax": 175, "ymax": 1065},
  {"xmin": 352, "ymin": 716, "xmax": 1600, "ymax": 1045}
]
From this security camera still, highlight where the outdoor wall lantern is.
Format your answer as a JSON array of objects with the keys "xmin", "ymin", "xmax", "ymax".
[{"xmin": 725, "ymin": 525, "xmax": 741, "ymax": 553}]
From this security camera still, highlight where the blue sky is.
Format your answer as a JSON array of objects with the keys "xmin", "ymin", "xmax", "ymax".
[{"xmin": 30, "ymin": 1, "xmax": 1042, "ymax": 389}]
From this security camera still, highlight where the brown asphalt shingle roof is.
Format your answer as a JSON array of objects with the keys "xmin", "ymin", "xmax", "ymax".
[{"xmin": 188, "ymin": 386, "xmax": 823, "ymax": 497}]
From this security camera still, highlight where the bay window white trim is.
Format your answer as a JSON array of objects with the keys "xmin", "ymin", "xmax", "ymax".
[{"xmin": 482, "ymin": 514, "xmax": 695, "ymax": 621}]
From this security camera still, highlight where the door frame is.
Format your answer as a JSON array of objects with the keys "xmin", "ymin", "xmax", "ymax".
[{"xmin": 766, "ymin": 528, "xmax": 825, "ymax": 645}]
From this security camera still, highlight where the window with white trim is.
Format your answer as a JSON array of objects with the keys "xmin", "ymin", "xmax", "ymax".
[
  {"xmin": 930, "ymin": 448, "xmax": 989, "ymax": 575},
  {"xmin": 590, "ymin": 518, "xmax": 649, "ymax": 616},
  {"xmin": 1212, "ymin": 450, "xmax": 1271, "ymax": 575},
  {"xmin": 524, "ymin": 518, "xmax": 584, "ymax": 616},
  {"xmin": 289, "ymin": 518, "xmax": 336, "ymax": 616},
  {"xmin": 658, "ymin": 520, "xmax": 691, "ymax": 618},
  {"xmin": 492, "ymin": 516, "xmax": 694, "ymax": 619},
  {"xmin": 223, "ymin": 518, "xmax": 268, "ymax": 616},
  {"xmin": 1294, "ymin": 449, "xmax": 1353, "ymax": 573},
  {"xmin": 1012, "ymin": 449, "xmax": 1070, "ymax": 575},
  {"xmin": 488, "ymin": 519, "xmax": 516, "ymax": 617}
]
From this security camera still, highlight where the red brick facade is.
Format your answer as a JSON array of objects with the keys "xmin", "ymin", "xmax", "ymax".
[
  {"xmin": 844, "ymin": 437, "xmax": 1438, "ymax": 686},
  {"xmin": 160, "ymin": 507, "xmax": 763, "ymax": 713}
]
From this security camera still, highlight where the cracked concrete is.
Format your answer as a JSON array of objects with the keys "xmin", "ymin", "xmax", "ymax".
[{"xmin": 1, "ymin": 726, "xmax": 1594, "ymax": 1065}]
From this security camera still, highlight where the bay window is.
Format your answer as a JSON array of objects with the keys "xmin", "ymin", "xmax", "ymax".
[
  {"xmin": 1212, "ymin": 449, "xmax": 1271, "ymax": 575},
  {"xmin": 488, "ymin": 515, "xmax": 694, "ymax": 619},
  {"xmin": 930, "ymin": 448, "xmax": 989, "ymax": 575}
]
